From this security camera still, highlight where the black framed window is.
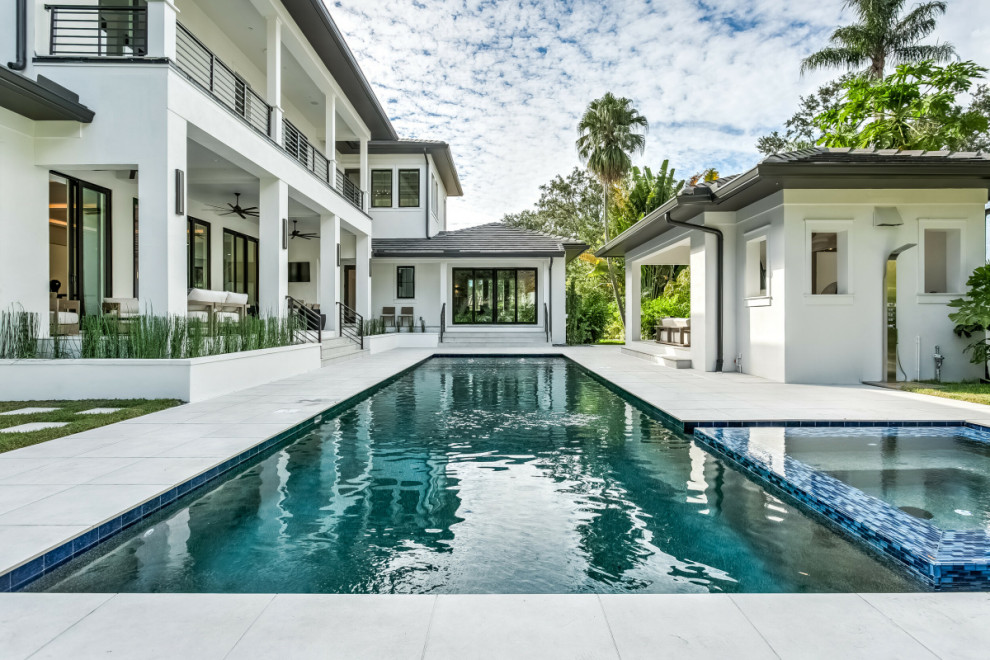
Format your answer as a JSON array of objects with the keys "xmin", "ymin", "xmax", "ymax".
[
  {"xmin": 187, "ymin": 217, "xmax": 211, "ymax": 289},
  {"xmin": 371, "ymin": 170, "xmax": 393, "ymax": 208},
  {"xmin": 452, "ymin": 268, "xmax": 537, "ymax": 324},
  {"xmin": 396, "ymin": 266, "xmax": 415, "ymax": 299},
  {"xmin": 398, "ymin": 169, "xmax": 420, "ymax": 207},
  {"xmin": 222, "ymin": 228, "xmax": 259, "ymax": 306}
]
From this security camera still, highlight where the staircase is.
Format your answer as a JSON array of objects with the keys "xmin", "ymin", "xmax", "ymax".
[
  {"xmin": 321, "ymin": 336, "xmax": 365, "ymax": 365},
  {"xmin": 440, "ymin": 330, "xmax": 550, "ymax": 348}
]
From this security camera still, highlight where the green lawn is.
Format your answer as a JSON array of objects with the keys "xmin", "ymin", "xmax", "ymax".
[
  {"xmin": 0, "ymin": 399, "xmax": 182, "ymax": 454},
  {"xmin": 596, "ymin": 340, "xmax": 625, "ymax": 345},
  {"xmin": 899, "ymin": 382, "xmax": 990, "ymax": 407}
]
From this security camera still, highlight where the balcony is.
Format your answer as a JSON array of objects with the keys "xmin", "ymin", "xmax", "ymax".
[
  {"xmin": 46, "ymin": 4, "xmax": 148, "ymax": 57},
  {"xmin": 43, "ymin": 7, "xmax": 366, "ymax": 214}
]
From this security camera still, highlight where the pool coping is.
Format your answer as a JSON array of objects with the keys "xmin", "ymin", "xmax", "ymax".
[
  {"xmin": 692, "ymin": 426, "xmax": 990, "ymax": 591},
  {"xmin": 3, "ymin": 348, "xmax": 990, "ymax": 593}
]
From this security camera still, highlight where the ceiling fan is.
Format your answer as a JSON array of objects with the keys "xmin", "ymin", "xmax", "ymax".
[
  {"xmin": 206, "ymin": 193, "xmax": 258, "ymax": 219},
  {"xmin": 289, "ymin": 220, "xmax": 318, "ymax": 240}
]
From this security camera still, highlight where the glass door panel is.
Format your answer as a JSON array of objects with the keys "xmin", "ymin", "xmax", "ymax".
[
  {"xmin": 234, "ymin": 235, "xmax": 246, "ymax": 294},
  {"xmin": 246, "ymin": 239, "xmax": 258, "ymax": 307},
  {"xmin": 223, "ymin": 232, "xmax": 235, "ymax": 292},
  {"xmin": 473, "ymin": 269, "xmax": 494, "ymax": 324},
  {"xmin": 497, "ymin": 270, "xmax": 517, "ymax": 323},
  {"xmin": 517, "ymin": 270, "xmax": 537, "ymax": 324},
  {"xmin": 188, "ymin": 218, "xmax": 209, "ymax": 289},
  {"xmin": 78, "ymin": 185, "xmax": 107, "ymax": 316},
  {"xmin": 452, "ymin": 269, "xmax": 473, "ymax": 324}
]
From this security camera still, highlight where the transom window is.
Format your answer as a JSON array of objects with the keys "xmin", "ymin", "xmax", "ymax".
[
  {"xmin": 396, "ymin": 266, "xmax": 415, "ymax": 299},
  {"xmin": 398, "ymin": 169, "xmax": 420, "ymax": 207}
]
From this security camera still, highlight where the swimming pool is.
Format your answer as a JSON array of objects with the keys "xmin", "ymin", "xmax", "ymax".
[
  {"xmin": 695, "ymin": 425, "xmax": 990, "ymax": 589},
  {"xmin": 33, "ymin": 358, "xmax": 919, "ymax": 594}
]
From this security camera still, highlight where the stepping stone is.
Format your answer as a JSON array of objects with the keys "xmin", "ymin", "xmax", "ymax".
[
  {"xmin": 76, "ymin": 408, "xmax": 122, "ymax": 415},
  {"xmin": 0, "ymin": 422, "xmax": 69, "ymax": 433},
  {"xmin": 0, "ymin": 408, "xmax": 60, "ymax": 416}
]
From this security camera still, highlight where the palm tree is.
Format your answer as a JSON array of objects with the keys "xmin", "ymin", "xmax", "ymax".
[
  {"xmin": 576, "ymin": 92, "xmax": 648, "ymax": 325},
  {"xmin": 801, "ymin": 0, "xmax": 955, "ymax": 79}
]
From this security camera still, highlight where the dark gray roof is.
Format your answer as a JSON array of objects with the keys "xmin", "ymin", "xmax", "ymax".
[
  {"xmin": 597, "ymin": 147, "xmax": 990, "ymax": 258},
  {"xmin": 338, "ymin": 139, "xmax": 463, "ymax": 196},
  {"xmin": 283, "ymin": 0, "xmax": 397, "ymax": 140},
  {"xmin": 373, "ymin": 223, "xmax": 588, "ymax": 261},
  {"xmin": 0, "ymin": 69, "xmax": 93, "ymax": 122}
]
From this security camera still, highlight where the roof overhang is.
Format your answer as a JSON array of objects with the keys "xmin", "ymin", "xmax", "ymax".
[
  {"xmin": 339, "ymin": 140, "xmax": 463, "ymax": 196},
  {"xmin": 597, "ymin": 159, "xmax": 990, "ymax": 258},
  {"xmin": 282, "ymin": 0, "xmax": 397, "ymax": 141},
  {"xmin": 0, "ymin": 69, "xmax": 93, "ymax": 122},
  {"xmin": 373, "ymin": 248, "xmax": 567, "ymax": 259}
]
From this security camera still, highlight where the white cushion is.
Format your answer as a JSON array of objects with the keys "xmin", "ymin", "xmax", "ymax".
[
  {"xmin": 224, "ymin": 292, "xmax": 248, "ymax": 306},
  {"xmin": 186, "ymin": 310, "xmax": 210, "ymax": 322},
  {"xmin": 215, "ymin": 311, "xmax": 242, "ymax": 322},
  {"xmin": 50, "ymin": 311, "xmax": 79, "ymax": 324},
  {"xmin": 104, "ymin": 297, "xmax": 140, "ymax": 315},
  {"xmin": 187, "ymin": 288, "xmax": 227, "ymax": 305}
]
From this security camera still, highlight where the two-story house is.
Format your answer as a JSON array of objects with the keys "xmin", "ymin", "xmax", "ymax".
[{"xmin": 0, "ymin": 0, "xmax": 581, "ymax": 353}]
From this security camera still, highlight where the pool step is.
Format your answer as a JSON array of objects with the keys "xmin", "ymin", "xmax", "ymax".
[{"xmin": 621, "ymin": 344, "xmax": 692, "ymax": 369}]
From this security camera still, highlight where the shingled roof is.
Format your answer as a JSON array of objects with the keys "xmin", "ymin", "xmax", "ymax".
[{"xmin": 373, "ymin": 223, "xmax": 588, "ymax": 261}]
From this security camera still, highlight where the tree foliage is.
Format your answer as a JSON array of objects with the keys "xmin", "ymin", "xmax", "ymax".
[
  {"xmin": 801, "ymin": 0, "xmax": 955, "ymax": 79},
  {"xmin": 501, "ymin": 167, "xmax": 603, "ymax": 249},
  {"xmin": 948, "ymin": 264, "xmax": 990, "ymax": 366},
  {"xmin": 814, "ymin": 61, "xmax": 990, "ymax": 150},
  {"xmin": 756, "ymin": 77, "xmax": 850, "ymax": 155}
]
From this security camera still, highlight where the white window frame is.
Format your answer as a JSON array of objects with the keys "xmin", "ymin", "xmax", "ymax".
[
  {"xmin": 744, "ymin": 226, "xmax": 771, "ymax": 305},
  {"xmin": 918, "ymin": 219, "xmax": 966, "ymax": 300},
  {"xmin": 804, "ymin": 220, "xmax": 854, "ymax": 303}
]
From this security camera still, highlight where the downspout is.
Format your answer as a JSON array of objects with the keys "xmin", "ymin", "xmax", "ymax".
[
  {"xmin": 424, "ymin": 150, "xmax": 430, "ymax": 239},
  {"xmin": 664, "ymin": 212, "xmax": 724, "ymax": 372},
  {"xmin": 9, "ymin": 0, "xmax": 27, "ymax": 70},
  {"xmin": 548, "ymin": 257, "xmax": 553, "ymax": 343}
]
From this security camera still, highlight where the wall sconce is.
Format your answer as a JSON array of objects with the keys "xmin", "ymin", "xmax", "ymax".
[
  {"xmin": 282, "ymin": 218, "xmax": 288, "ymax": 250},
  {"xmin": 174, "ymin": 169, "xmax": 184, "ymax": 214},
  {"xmin": 336, "ymin": 243, "xmax": 341, "ymax": 267}
]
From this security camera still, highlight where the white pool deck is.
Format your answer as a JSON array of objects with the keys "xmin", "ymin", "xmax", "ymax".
[{"xmin": 2, "ymin": 346, "xmax": 990, "ymax": 659}]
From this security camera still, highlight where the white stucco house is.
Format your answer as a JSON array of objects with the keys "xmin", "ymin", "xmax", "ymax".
[
  {"xmin": 0, "ymin": 0, "xmax": 582, "ymax": 370},
  {"xmin": 598, "ymin": 148, "xmax": 990, "ymax": 385}
]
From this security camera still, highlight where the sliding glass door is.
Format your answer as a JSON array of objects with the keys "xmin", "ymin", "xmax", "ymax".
[
  {"xmin": 452, "ymin": 268, "xmax": 537, "ymax": 324},
  {"xmin": 49, "ymin": 172, "xmax": 112, "ymax": 316},
  {"xmin": 222, "ymin": 228, "xmax": 259, "ymax": 308}
]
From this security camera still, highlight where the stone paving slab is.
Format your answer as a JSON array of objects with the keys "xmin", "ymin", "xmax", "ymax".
[
  {"xmin": 0, "ymin": 423, "xmax": 68, "ymax": 434},
  {"xmin": 0, "ymin": 408, "xmax": 60, "ymax": 416},
  {"xmin": 2, "ymin": 592, "xmax": 988, "ymax": 659}
]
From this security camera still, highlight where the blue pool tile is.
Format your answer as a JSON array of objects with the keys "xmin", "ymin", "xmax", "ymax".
[
  {"xmin": 98, "ymin": 517, "xmax": 122, "ymax": 539},
  {"xmin": 9, "ymin": 557, "xmax": 44, "ymax": 590},
  {"xmin": 72, "ymin": 528, "xmax": 99, "ymax": 555},
  {"xmin": 140, "ymin": 497, "xmax": 160, "ymax": 517},
  {"xmin": 121, "ymin": 506, "xmax": 142, "ymax": 528},
  {"xmin": 45, "ymin": 542, "xmax": 73, "ymax": 570}
]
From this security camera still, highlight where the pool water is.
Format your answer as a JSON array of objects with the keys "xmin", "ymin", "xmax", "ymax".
[
  {"xmin": 36, "ymin": 358, "xmax": 919, "ymax": 594},
  {"xmin": 770, "ymin": 427, "xmax": 990, "ymax": 531}
]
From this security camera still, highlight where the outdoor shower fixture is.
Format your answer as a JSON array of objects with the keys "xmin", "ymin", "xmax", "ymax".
[
  {"xmin": 884, "ymin": 243, "xmax": 918, "ymax": 383},
  {"xmin": 934, "ymin": 345, "xmax": 945, "ymax": 383}
]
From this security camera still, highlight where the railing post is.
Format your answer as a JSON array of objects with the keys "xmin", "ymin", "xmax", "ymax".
[{"xmin": 146, "ymin": 0, "xmax": 178, "ymax": 59}]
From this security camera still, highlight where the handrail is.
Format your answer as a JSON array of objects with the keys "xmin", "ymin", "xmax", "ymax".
[
  {"xmin": 283, "ymin": 118, "xmax": 364, "ymax": 212},
  {"xmin": 544, "ymin": 302, "xmax": 550, "ymax": 343},
  {"xmin": 439, "ymin": 303, "xmax": 445, "ymax": 343},
  {"xmin": 46, "ymin": 5, "xmax": 148, "ymax": 57},
  {"xmin": 336, "ymin": 302, "xmax": 364, "ymax": 350},
  {"xmin": 285, "ymin": 296, "xmax": 321, "ymax": 345},
  {"xmin": 175, "ymin": 23, "xmax": 271, "ymax": 136}
]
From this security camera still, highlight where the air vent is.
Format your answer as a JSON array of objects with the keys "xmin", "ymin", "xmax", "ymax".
[{"xmin": 874, "ymin": 206, "xmax": 903, "ymax": 226}]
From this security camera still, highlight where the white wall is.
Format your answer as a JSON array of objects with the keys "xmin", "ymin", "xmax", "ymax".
[
  {"xmin": 371, "ymin": 260, "xmax": 442, "ymax": 329},
  {"xmin": 362, "ymin": 153, "xmax": 448, "ymax": 239}
]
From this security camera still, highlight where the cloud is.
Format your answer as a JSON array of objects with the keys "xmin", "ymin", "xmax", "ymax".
[{"xmin": 327, "ymin": 0, "xmax": 990, "ymax": 229}]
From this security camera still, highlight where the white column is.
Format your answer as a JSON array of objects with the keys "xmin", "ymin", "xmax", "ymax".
[
  {"xmin": 551, "ymin": 256, "xmax": 566, "ymax": 344},
  {"xmin": 319, "ymin": 214, "xmax": 340, "ymax": 332},
  {"xmin": 625, "ymin": 260, "xmax": 641, "ymax": 344},
  {"xmin": 266, "ymin": 16, "xmax": 283, "ymax": 145},
  {"xmin": 325, "ymin": 93, "xmax": 337, "ymax": 174},
  {"xmin": 359, "ymin": 137, "xmax": 369, "ymax": 212},
  {"xmin": 146, "ymin": 0, "xmax": 178, "ymax": 59},
  {"xmin": 258, "ymin": 178, "xmax": 289, "ymax": 316},
  {"xmin": 137, "ymin": 112, "xmax": 187, "ymax": 316},
  {"xmin": 439, "ymin": 261, "xmax": 448, "ymax": 331},
  {"xmin": 354, "ymin": 233, "xmax": 371, "ymax": 319},
  {"xmin": 690, "ymin": 232, "xmax": 712, "ymax": 371}
]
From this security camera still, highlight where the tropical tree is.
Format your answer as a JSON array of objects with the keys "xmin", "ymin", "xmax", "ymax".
[
  {"xmin": 757, "ymin": 77, "xmax": 851, "ymax": 155},
  {"xmin": 801, "ymin": 0, "xmax": 955, "ymax": 80},
  {"xmin": 815, "ymin": 60, "xmax": 990, "ymax": 150},
  {"xmin": 501, "ymin": 167, "xmax": 603, "ymax": 248},
  {"xmin": 576, "ymin": 92, "xmax": 649, "ymax": 324}
]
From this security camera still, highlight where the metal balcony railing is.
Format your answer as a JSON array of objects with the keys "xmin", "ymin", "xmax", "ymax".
[
  {"xmin": 46, "ymin": 4, "xmax": 148, "ymax": 57},
  {"xmin": 283, "ymin": 118, "xmax": 365, "ymax": 211},
  {"xmin": 175, "ymin": 23, "xmax": 271, "ymax": 137}
]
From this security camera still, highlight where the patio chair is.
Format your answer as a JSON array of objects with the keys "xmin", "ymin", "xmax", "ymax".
[
  {"xmin": 381, "ymin": 307, "xmax": 396, "ymax": 327},
  {"xmin": 102, "ymin": 297, "xmax": 140, "ymax": 324},
  {"xmin": 397, "ymin": 306, "xmax": 414, "ymax": 327},
  {"xmin": 50, "ymin": 298, "xmax": 80, "ymax": 336}
]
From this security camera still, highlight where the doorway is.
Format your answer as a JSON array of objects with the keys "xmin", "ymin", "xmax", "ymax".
[
  {"xmin": 49, "ymin": 172, "xmax": 112, "ymax": 316},
  {"xmin": 343, "ymin": 265, "xmax": 356, "ymax": 322},
  {"xmin": 452, "ymin": 268, "xmax": 537, "ymax": 324}
]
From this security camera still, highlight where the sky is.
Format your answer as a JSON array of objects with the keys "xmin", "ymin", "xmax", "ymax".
[{"xmin": 327, "ymin": 0, "xmax": 990, "ymax": 230}]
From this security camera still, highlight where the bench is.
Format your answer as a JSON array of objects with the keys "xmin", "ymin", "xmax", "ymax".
[{"xmin": 655, "ymin": 317, "xmax": 690, "ymax": 347}]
